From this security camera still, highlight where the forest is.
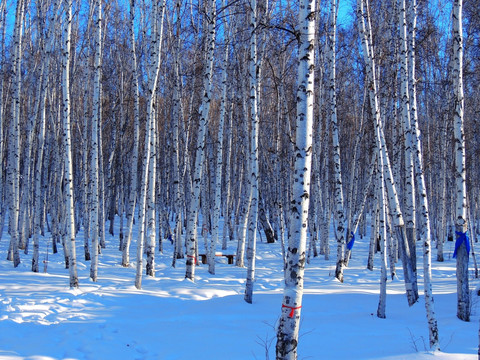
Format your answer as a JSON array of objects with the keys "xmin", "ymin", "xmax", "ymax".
[{"xmin": 0, "ymin": 0, "xmax": 479, "ymax": 358}]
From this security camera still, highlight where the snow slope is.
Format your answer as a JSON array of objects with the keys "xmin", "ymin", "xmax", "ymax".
[{"xmin": 0, "ymin": 220, "xmax": 478, "ymax": 360}]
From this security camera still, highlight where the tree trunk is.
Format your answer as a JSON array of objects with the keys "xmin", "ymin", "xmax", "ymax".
[
  {"xmin": 62, "ymin": 0, "xmax": 78, "ymax": 288},
  {"xmin": 328, "ymin": 0, "xmax": 346, "ymax": 283},
  {"xmin": 123, "ymin": 0, "xmax": 141, "ymax": 268},
  {"xmin": 376, "ymin": 155, "xmax": 387, "ymax": 319},
  {"xmin": 245, "ymin": 0, "xmax": 260, "ymax": 303},
  {"xmin": 357, "ymin": 0, "xmax": 418, "ymax": 306},
  {"xmin": 452, "ymin": 0, "xmax": 470, "ymax": 322},
  {"xmin": 7, "ymin": 0, "xmax": 24, "ymax": 267},
  {"xmin": 135, "ymin": 0, "xmax": 165, "ymax": 289},
  {"xmin": 275, "ymin": 0, "xmax": 315, "ymax": 355},
  {"xmin": 33, "ymin": 1, "xmax": 58, "ymax": 272},
  {"xmin": 185, "ymin": 0, "xmax": 216, "ymax": 281},
  {"xmin": 90, "ymin": 0, "xmax": 102, "ymax": 282}
]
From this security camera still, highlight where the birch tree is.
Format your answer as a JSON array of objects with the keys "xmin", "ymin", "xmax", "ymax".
[
  {"xmin": 0, "ymin": 0, "xmax": 6, "ymax": 243},
  {"xmin": 122, "ymin": 0, "xmax": 141, "ymax": 268},
  {"xmin": 62, "ymin": 0, "xmax": 78, "ymax": 288},
  {"xmin": 135, "ymin": 0, "xmax": 165, "ymax": 289},
  {"xmin": 357, "ymin": 0, "xmax": 418, "ymax": 306},
  {"xmin": 90, "ymin": 0, "xmax": 102, "ymax": 282},
  {"xmin": 171, "ymin": 0, "xmax": 185, "ymax": 266},
  {"xmin": 375, "ymin": 154, "xmax": 387, "ymax": 319},
  {"xmin": 185, "ymin": 0, "xmax": 216, "ymax": 281},
  {"xmin": 399, "ymin": 0, "xmax": 417, "ymax": 274},
  {"xmin": 244, "ymin": 0, "xmax": 259, "ymax": 303},
  {"xmin": 452, "ymin": 0, "xmax": 470, "ymax": 322},
  {"xmin": 328, "ymin": 0, "xmax": 347, "ymax": 283},
  {"xmin": 32, "ymin": 0, "xmax": 59, "ymax": 272},
  {"xmin": 275, "ymin": 0, "xmax": 315, "ymax": 356},
  {"xmin": 208, "ymin": 0, "xmax": 230, "ymax": 275},
  {"xmin": 6, "ymin": 0, "xmax": 24, "ymax": 267},
  {"xmin": 406, "ymin": 0, "xmax": 439, "ymax": 348}
]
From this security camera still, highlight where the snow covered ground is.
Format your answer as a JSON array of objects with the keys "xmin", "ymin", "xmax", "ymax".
[{"xmin": 0, "ymin": 220, "xmax": 478, "ymax": 360}]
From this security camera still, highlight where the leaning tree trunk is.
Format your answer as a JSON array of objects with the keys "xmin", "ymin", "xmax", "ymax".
[
  {"xmin": 407, "ymin": 0, "xmax": 439, "ymax": 348},
  {"xmin": 275, "ymin": 0, "xmax": 315, "ymax": 356},
  {"xmin": 357, "ymin": 0, "xmax": 418, "ymax": 306},
  {"xmin": 452, "ymin": 0, "xmax": 470, "ymax": 322},
  {"xmin": 135, "ymin": 0, "xmax": 165, "ymax": 289}
]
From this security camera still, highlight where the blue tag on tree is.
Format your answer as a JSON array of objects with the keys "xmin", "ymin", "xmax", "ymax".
[
  {"xmin": 453, "ymin": 231, "xmax": 470, "ymax": 258},
  {"xmin": 346, "ymin": 232, "xmax": 355, "ymax": 251}
]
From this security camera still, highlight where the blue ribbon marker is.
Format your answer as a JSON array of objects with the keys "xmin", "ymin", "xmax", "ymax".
[
  {"xmin": 347, "ymin": 232, "xmax": 355, "ymax": 251},
  {"xmin": 453, "ymin": 231, "xmax": 470, "ymax": 258}
]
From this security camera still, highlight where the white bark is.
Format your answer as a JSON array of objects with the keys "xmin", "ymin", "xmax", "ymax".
[
  {"xmin": 185, "ymin": 0, "xmax": 216, "ymax": 281},
  {"xmin": 406, "ymin": 0, "xmax": 439, "ymax": 348},
  {"xmin": 244, "ymin": 0, "xmax": 259, "ymax": 303},
  {"xmin": 329, "ymin": 0, "xmax": 346, "ymax": 283},
  {"xmin": 275, "ymin": 0, "xmax": 315, "ymax": 356},
  {"xmin": 0, "ymin": 0, "xmax": 5, "ymax": 243},
  {"xmin": 33, "ymin": 0, "xmax": 58, "ymax": 272},
  {"xmin": 357, "ymin": 0, "xmax": 418, "ymax": 306},
  {"xmin": 376, "ymin": 154, "xmax": 387, "ymax": 319},
  {"xmin": 399, "ymin": 0, "xmax": 417, "ymax": 272},
  {"xmin": 145, "ymin": 106, "xmax": 157, "ymax": 277},
  {"xmin": 209, "ymin": 0, "xmax": 230, "ymax": 275},
  {"xmin": 62, "ymin": 0, "xmax": 78, "ymax": 288},
  {"xmin": 235, "ymin": 97, "xmax": 250, "ymax": 268},
  {"xmin": 7, "ymin": 0, "xmax": 24, "ymax": 267},
  {"xmin": 135, "ymin": 0, "xmax": 165, "ymax": 289},
  {"xmin": 171, "ymin": 0, "xmax": 184, "ymax": 266},
  {"xmin": 123, "ymin": 0, "xmax": 141, "ymax": 267},
  {"xmin": 90, "ymin": 0, "xmax": 102, "ymax": 282},
  {"xmin": 452, "ymin": 0, "xmax": 470, "ymax": 322}
]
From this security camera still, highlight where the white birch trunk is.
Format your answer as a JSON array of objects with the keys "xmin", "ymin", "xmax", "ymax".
[
  {"xmin": 407, "ymin": 0, "xmax": 439, "ymax": 348},
  {"xmin": 357, "ymin": 0, "xmax": 418, "ymax": 306},
  {"xmin": 0, "ymin": 0, "xmax": 5, "ymax": 243},
  {"xmin": 437, "ymin": 117, "xmax": 448, "ymax": 262},
  {"xmin": 222, "ymin": 103, "xmax": 234, "ymax": 250},
  {"xmin": 62, "ymin": 0, "xmax": 78, "ymax": 288},
  {"xmin": 209, "ymin": 0, "xmax": 230, "ymax": 275},
  {"xmin": 90, "ymin": 0, "xmax": 102, "ymax": 282},
  {"xmin": 185, "ymin": 0, "xmax": 216, "ymax": 281},
  {"xmin": 33, "ymin": 1, "xmax": 58, "ymax": 272},
  {"xmin": 399, "ymin": 0, "xmax": 417, "ymax": 274},
  {"xmin": 244, "ymin": 0, "xmax": 259, "ymax": 303},
  {"xmin": 123, "ymin": 0, "xmax": 141, "ymax": 268},
  {"xmin": 329, "ymin": 0, "xmax": 346, "ymax": 283},
  {"xmin": 452, "ymin": 0, "xmax": 470, "ymax": 322},
  {"xmin": 7, "ymin": 0, "xmax": 24, "ymax": 267},
  {"xmin": 275, "ymin": 0, "xmax": 315, "ymax": 355},
  {"xmin": 135, "ymin": 0, "xmax": 165, "ymax": 289},
  {"xmin": 171, "ymin": 0, "xmax": 184, "ymax": 266},
  {"xmin": 376, "ymin": 154, "xmax": 387, "ymax": 319},
  {"xmin": 145, "ymin": 106, "xmax": 157, "ymax": 277},
  {"xmin": 235, "ymin": 98, "xmax": 250, "ymax": 268},
  {"xmin": 367, "ymin": 200, "xmax": 377, "ymax": 271}
]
